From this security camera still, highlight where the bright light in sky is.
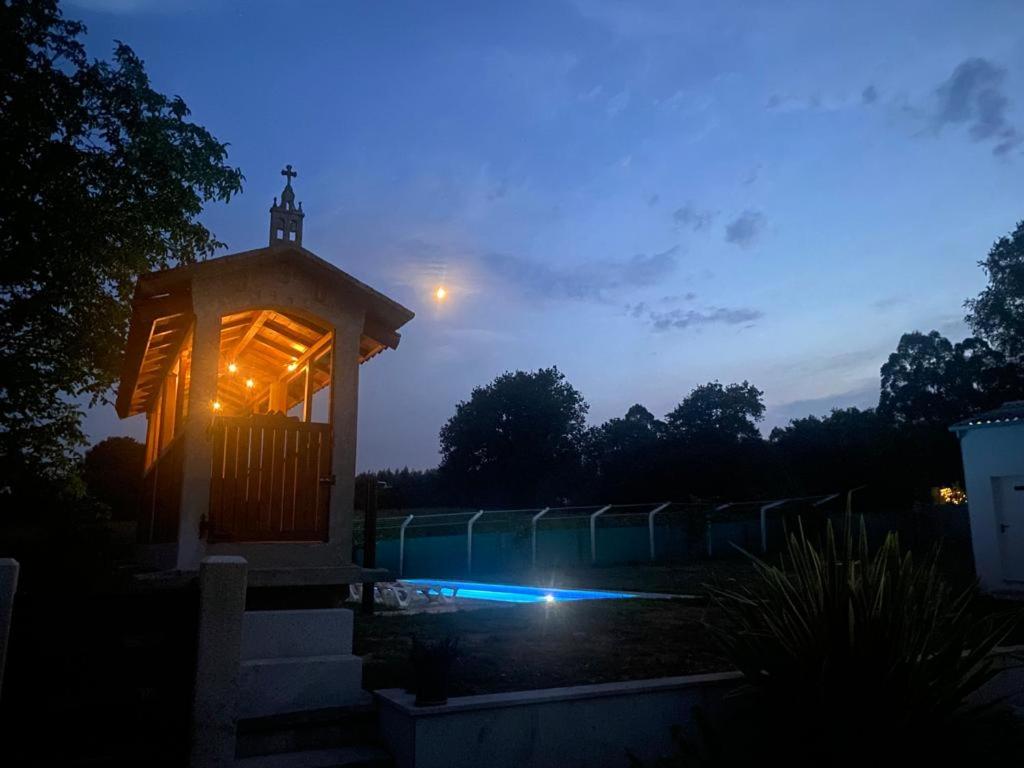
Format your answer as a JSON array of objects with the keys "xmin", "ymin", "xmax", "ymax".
[
  {"xmin": 434, "ymin": 286, "xmax": 448, "ymax": 302},
  {"xmin": 544, "ymin": 593, "xmax": 555, "ymax": 604}
]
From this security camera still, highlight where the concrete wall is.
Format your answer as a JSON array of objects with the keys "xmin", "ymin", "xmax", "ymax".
[
  {"xmin": 191, "ymin": 557, "xmax": 365, "ymax": 764},
  {"xmin": 957, "ymin": 423, "xmax": 1024, "ymax": 592},
  {"xmin": 376, "ymin": 672, "xmax": 742, "ymax": 768},
  {"xmin": 378, "ymin": 649, "xmax": 1024, "ymax": 768},
  {"xmin": 238, "ymin": 608, "xmax": 362, "ymax": 718}
]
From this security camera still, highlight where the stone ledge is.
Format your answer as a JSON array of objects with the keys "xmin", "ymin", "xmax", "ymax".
[{"xmin": 376, "ymin": 670, "xmax": 743, "ymax": 717}]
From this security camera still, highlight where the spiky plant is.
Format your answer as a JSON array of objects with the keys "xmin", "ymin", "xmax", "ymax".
[{"xmin": 706, "ymin": 517, "xmax": 1021, "ymax": 765}]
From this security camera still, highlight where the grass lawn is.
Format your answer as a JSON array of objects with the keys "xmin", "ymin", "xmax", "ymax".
[{"xmin": 355, "ymin": 597, "xmax": 732, "ymax": 696}]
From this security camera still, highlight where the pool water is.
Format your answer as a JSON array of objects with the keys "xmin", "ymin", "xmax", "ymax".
[{"xmin": 402, "ymin": 579, "xmax": 636, "ymax": 604}]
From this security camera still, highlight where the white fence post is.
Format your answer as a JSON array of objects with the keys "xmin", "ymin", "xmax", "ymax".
[
  {"xmin": 647, "ymin": 503, "xmax": 672, "ymax": 560},
  {"xmin": 191, "ymin": 556, "xmax": 248, "ymax": 768},
  {"xmin": 589, "ymin": 505, "xmax": 612, "ymax": 564},
  {"xmin": 398, "ymin": 514, "xmax": 414, "ymax": 577},
  {"xmin": 760, "ymin": 500, "xmax": 788, "ymax": 553},
  {"xmin": 531, "ymin": 507, "xmax": 550, "ymax": 568},
  {"xmin": 0, "ymin": 558, "xmax": 19, "ymax": 697},
  {"xmin": 466, "ymin": 510, "xmax": 484, "ymax": 574},
  {"xmin": 708, "ymin": 503, "xmax": 732, "ymax": 557}
]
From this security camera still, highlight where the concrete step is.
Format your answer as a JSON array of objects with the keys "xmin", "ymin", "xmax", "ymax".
[
  {"xmin": 239, "ymin": 654, "xmax": 364, "ymax": 719},
  {"xmin": 236, "ymin": 699, "xmax": 378, "ymax": 758},
  {"xmin": 242, "ymin": 609, "xmax": 354, "ymax": 659},
  {"xmin": 234, "ymin": 745, "xmax": 392, "ymax": 768}
]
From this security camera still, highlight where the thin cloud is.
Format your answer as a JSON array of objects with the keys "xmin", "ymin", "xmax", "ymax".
[
  {"xmin": 862, "ymin": 85, "xmax": 879, "ymax": 105},
  {"xmin": 871, "ymin": 295, "xmax": 906, "ymax": 311},
  {"xmin": 606, "ymin": 89, "xmax": 630, "ymax": 117},
  {"xmin": 724, "ymin": 210, "xmax": 765, "ymax": 248},
  {"xmin": 932, "ymin": 58, "xmax": 1020, "ymax": 156},
  {"xmin": 673, "ymin": 203, "xmax": 717, "ymax": 232},
  {"xmin": 764, "ymin": 379, "xmax": 881, "ymax": 432},
  {"xmin": 647, "ymin": 306, "xmax": 763, "ymax": 331},
  {"xmin": 481, "ymin": 245, "xmax": 680, "ymax": 302}
]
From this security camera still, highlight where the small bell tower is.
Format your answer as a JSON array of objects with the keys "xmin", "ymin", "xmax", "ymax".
[{"xmin": 269, "ymin": 164, "xmax": 305, "ymax": 247}]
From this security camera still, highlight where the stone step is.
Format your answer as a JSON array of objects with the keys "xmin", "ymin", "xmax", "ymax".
[
  {"xmin": 236, "ymin": 699, "xmax": 378, "ymax": 758},
  {"xmin": 242, "ymin": 609, "xmax": 354, "ymax": 659},
  {"xmin": 238, "ymin": 654, "xmax": 364, "ymax": 719},
  {"xmin": 234, "ymin": 745, "xmax": 392, "ymax": 768}
]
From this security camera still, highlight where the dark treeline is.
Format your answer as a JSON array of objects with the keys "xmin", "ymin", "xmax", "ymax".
[{"xmin": 361, "ymin": 221, "xmax": 1024, "ymax": 512}]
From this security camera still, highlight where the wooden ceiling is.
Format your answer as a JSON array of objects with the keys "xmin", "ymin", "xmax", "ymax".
[
  {"xmin": 120, "ymin": 305, "xmax": 394, "ymax": 418},
  {"xmin": 215, "ymin": 309, "xmax": 332, "ymax": 414}
]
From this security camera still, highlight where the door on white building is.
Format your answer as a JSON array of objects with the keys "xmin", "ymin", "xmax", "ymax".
[{"xmin": 994, "ymin": 475, "xmax": 1024, "ymax": 582}]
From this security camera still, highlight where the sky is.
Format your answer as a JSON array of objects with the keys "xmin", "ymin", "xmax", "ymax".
[{"xmin": 72, "ymin": 0, "xmax": 1024, "ymax": 471}]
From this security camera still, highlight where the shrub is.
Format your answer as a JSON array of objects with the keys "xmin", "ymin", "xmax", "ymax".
[{"xmin": 700, "ymin": 517, "xmax": 1022, "ymax": 766}]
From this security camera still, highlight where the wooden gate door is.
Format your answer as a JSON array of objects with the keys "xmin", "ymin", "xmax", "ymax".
[{"xmin": 208, "ymin": 415, "xmax": 332, "ymax": 541}]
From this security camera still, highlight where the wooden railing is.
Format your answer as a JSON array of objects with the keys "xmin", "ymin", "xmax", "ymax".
[
  {"xmin": 208, "ymin": 415, "xmax": 333, "ymax": 542},
  {"xmin": 139, "ymin": 432, "xmax": 186, "ymax": 545}
]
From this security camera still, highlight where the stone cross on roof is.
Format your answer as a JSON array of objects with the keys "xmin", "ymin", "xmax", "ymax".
[{"xmin": 269, "ymin": 164, "xmax": 305, "ymax": 247}]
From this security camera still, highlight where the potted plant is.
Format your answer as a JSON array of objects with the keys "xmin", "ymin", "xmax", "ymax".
[{"xmin": 410, "ymin": 635, "xmax": 459, "ymax": 706}]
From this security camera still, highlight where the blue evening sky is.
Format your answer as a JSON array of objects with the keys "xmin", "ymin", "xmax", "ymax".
[{"xmin": 73, "ymin": 0, "xmax": 1024, "ymax": 470}]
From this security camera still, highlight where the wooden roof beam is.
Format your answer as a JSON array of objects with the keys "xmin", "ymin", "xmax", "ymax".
[
  {"xmin": 227, "ymin": 310, "xmax": 273, "ymax": 364},
  {"xmin": 363, "ymin": 315, "xmax": 401, "ymax": 350}
]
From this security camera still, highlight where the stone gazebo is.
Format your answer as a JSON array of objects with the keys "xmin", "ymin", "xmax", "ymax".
[{"xmin": 116, "ymin": 167, "xmax": 414, "ymax": 580}]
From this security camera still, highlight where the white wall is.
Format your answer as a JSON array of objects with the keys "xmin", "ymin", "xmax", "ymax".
[
  {"xmin": 958, "ymin": 423, "xmax": 1024, "ymax": 592},
  {"xmin": 377, "ymin": 672, "xmax": 742, "ymax": 768},
  {"xmin": 376, "ymin": 652, "xmax": 1024, "ymax": 768}
]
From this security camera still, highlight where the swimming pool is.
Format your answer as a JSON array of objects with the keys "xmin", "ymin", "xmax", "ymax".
[{"xmin": 402, "ymin": 579, "xmax": 636, "ymax": 604}]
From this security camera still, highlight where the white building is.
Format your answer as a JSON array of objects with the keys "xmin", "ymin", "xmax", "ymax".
[{"xmin": 950, "ymin": 401, "xmax": 1024, "ymax": 594}]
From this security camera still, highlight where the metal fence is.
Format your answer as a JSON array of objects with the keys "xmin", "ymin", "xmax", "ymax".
[{"xmin": 349, "ymin": 487, "xmax": 967, "ymax": 579}]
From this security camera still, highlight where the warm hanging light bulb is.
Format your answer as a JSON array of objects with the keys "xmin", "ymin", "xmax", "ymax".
[
  {"xmin": 245, "ymin": 378, "xmax": 255, "ymax": 389},
  {"xmin": 227, "ymin": 362, "xmax": 238, "ymax": 374},
  {"xmin": 212, "ymin": 400, "xmax": 222, "ymax": 411}
]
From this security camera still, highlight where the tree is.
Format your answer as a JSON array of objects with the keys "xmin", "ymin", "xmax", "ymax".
[
  {"xmin": 584, "ymin": 404, "xmax": 664, "ymax": 501},
  {"xmin": 770, "ymin": 408, "xmax": 889, "ymax": 495},
  {"xmin": 0, "ymin": 1, "xmax": 243, "ymax": 485},
  {"xmin": 439, "ymin": 367, "xmax": 588, "ymax": 506},
  {"xmin": 82, "ymin": 436, "xmax": 144, "ymax": 521},
  {"xmin": 660, "ymin": 381, "xmax": 769, "ymax": 499},
  {"xmin": 879, "ymin": 331, "xmax": 1021, "ymax": 427},
  {"xmin": 664, "ymin": 381, "xmax": 765, "ymax": 444},
  {"xmin": 879, "ymin": 332, "xmax": 960, "ymax": 427},
  {"xmin": 966, "ymin": 219, "xmax": 1024, "ymax": 360}
]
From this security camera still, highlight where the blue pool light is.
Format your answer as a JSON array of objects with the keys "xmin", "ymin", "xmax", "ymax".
[{"xmin": 403, "ymin": 579, "xmax": 635, "ymax": 604}]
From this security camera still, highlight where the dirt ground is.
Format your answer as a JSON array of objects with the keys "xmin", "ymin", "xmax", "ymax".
[{"xmin": 354, "ymin": 597, "xmax": 732, "ymax": 696}]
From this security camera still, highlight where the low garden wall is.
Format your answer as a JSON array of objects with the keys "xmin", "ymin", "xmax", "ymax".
[
  {"xmin": 377, "ymin": 646, "xmax": 1024, "ymax": 768},
  {"xmin": 376, "ymin": 671, "xmax": 742, "ymax": 768}
]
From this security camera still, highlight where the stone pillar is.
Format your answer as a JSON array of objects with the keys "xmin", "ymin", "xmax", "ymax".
[
  {"xmin": 177, "ymin": 308, "xmax": 221, "ymax": 571},
  {"xmin": 329, "ymin": 314, "xmax": 363, "ymax": 560},
  {"xmin": 191, "ymin": 556, "xmax": 248, "ymax": 768},
  {"xmin": 0, "ymin": 558, "xmax": 19, "ymax": 697}
]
